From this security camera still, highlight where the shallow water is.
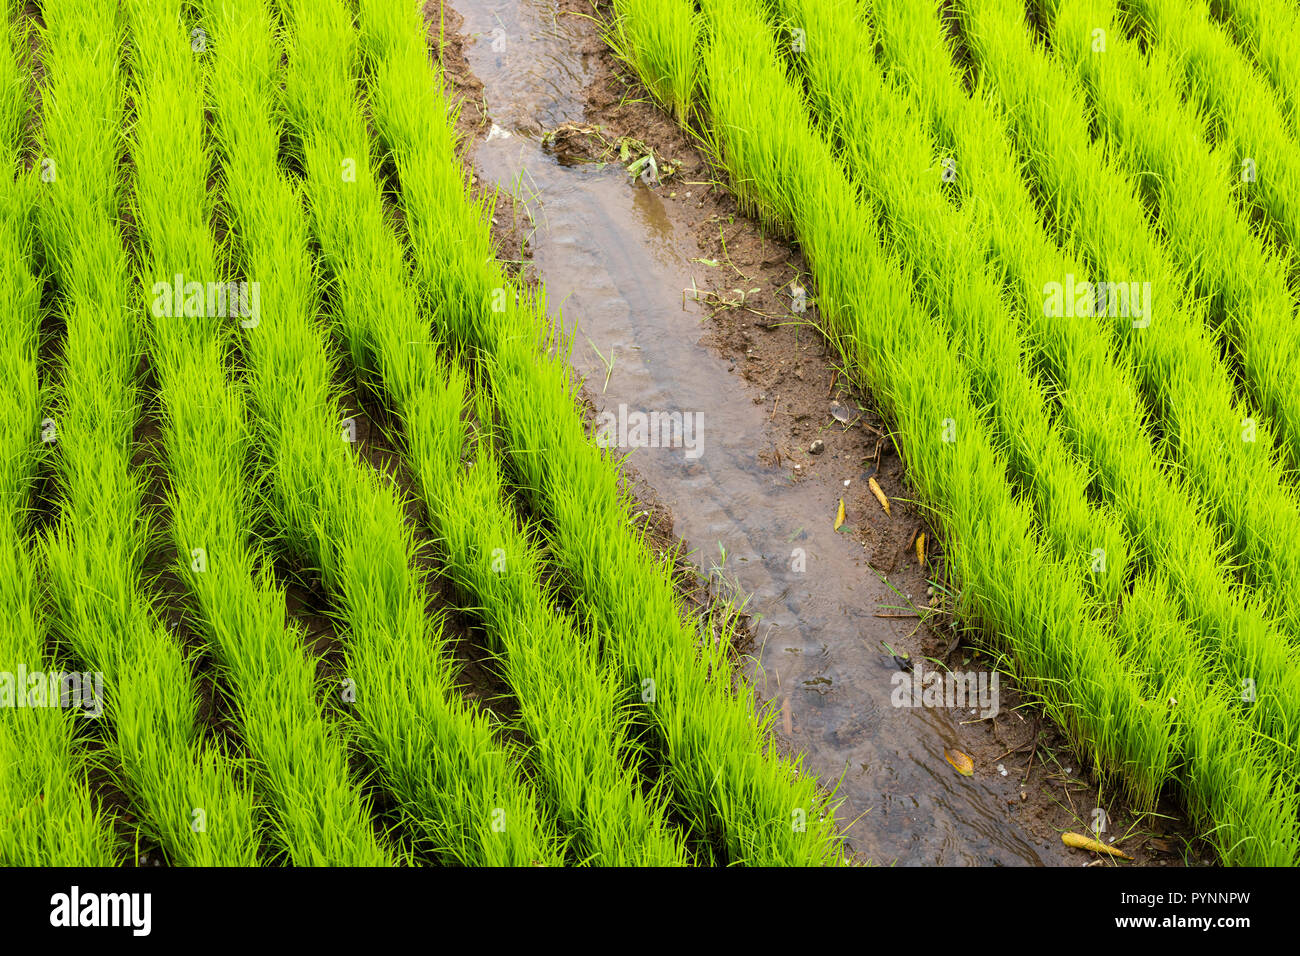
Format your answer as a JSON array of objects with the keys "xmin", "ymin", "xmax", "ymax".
[{"xmin": 452, "ymin": 0, "xmax": 1053, "ymax": 864}]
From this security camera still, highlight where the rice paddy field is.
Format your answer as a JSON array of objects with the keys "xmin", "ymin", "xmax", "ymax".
[{"xmin": 1, "ymin": 0, "xmax": 1298, "ymax": 871}]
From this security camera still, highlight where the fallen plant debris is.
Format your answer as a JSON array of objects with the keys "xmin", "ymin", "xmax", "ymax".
[{"xmin": 1062, "ymin": 832, "xmax": 1135, "ymax": 861}]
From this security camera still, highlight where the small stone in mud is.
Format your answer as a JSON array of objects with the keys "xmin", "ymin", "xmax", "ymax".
[{"xmin": 809, "ymin": 439, "xmax": 825, "ymax": 455}]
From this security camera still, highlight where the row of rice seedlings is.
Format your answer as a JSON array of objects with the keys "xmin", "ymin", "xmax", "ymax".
[
  {"xmin": 773, "ymin": 0, "xmax": 1132, "ymax": 608},
  {"xmin": 1122, "ymin": 0, "xmax": 1300, "ymax": 259},
  {"xmin": 123, "ymin": 0, "xmax": 393, "ymax": 866},
  {"xmin": 956, "ymin": 0, "xmax": 1300, "ymax": 642},
  {"xmin": 275, "ymin": 0, "xmax": 692, "ymax": 866},
  {"xmin": 1211, "ymin": 0, "xmax": 1300, "ymax": 137},
  {"xmin": 436, "ymin": 407, "xmax": 692, "ymax": 864},
  {"xmin": 0, "ymin": 1, "xmax": 117, "ymax": 865},
  {"xmin": 955, "ymin": 0, "xmax": 1300, "ymax": 654},
  {"xmin": 198, "ymin": 0, "xmax": 563, "ymax": 866},
  {"xmin": 33, "ymin": 0, "xmax": 261, "ymax": 865},
  {"xmin": 868, "ymin": 0, "xmax": 1300, "ymax": 779},
  {"xmin": 619, "ymin": 0, "xmax": 1177, "ymax": 812},
  {"xmin": 774, "ymin": 1, "xmax": 1294, "ymax": 853},
  {"xmin": 355, "ymin": 0, "xmax": 844, "ymax": 865},
  {"xmin": 1112, "ymin": 577, "xmax": 1300, "ymax": 864},
  {"xmin": 602, "ymin": 0, "xmax": 699, "ymax": 123},
  {"xmin": 1036, "ymin": 0, "xmax": 1300, "ymax": 480},
  {"xmin": 766, "ymin": 0, "xmax": 1291, "ymax": 820}
]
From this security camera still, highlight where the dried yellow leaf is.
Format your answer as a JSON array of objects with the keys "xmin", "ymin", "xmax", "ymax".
[
  {"xmin": 1062, "ymin": 832, "xmax": 1134, "ymax": 860},
  {"xmin": 915, "ymin": 532, "xmax": 927, "ymax": 567},
  {"xmin": 944, "ymin": 749, "xmax": 974, "ymax": 776},
  {"xmin": 834, "ymin": 498, "xmax": 846, "ymax": 531},
  {"xmin": 868, "ymin": 476, "xmax": 890, "ymax": 516}
]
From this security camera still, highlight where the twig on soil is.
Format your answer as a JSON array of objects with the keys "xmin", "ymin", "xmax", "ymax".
[
  {"xmin": 993, "ymin": 720, "xmax": 1040, "ymax": 762},
  {"xmin": 1020, "ymin": 718, "xmax": 1043, "ymax": 785}
]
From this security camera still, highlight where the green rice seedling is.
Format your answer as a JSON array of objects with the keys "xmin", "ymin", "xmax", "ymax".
[
  {"xmin": 1036, "ymin": 0, "xmax": 1300, "ymax": 482},
  {"xmin": 123, "ymin": 0, "xmax": 393, "ymax": 866},
  {"xmin": 1211, "ymin": 0, "xmax": 1300, "ymax": 138},
  {"xmin": 1113, "ymin": 579, "xmax": 1300, "ymax": 865},
  {"xmin": 952, "ymin": 0, "xmax": 1300, "ymax": 725},
  {"xmin": 33, "ymin": 0, "xmax": 261, "ymax": 865},
  {"xmin": 1122, "ymin": 0, "xmax": 1300, "ymax": 257},
  {"xmin": 0, "ymin": 2, "xmax": 117, "ymax": 865},
  {"xmin": 199, "ymin": 0, "xmax": 562, "ymax": 866},
  {"xmin": 357, "ymin": 0, "xmax": 845, "ymax": 865},
  {"xmin": 274, "ymin": 0, "xmax": 691, "ymax": 865},
  {"xmin": 787, "ymin": 0, "xmax": 1300, "ymax": 786},
  {"xmin": 603, "ymin": 0, "xmax": 700, "ymax": 123},
  {"xmin": 1178, "ymin": 693, "xmax": 1300, "ymax": 865}
]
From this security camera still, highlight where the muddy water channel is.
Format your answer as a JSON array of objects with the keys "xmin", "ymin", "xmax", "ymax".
[{"xmin": 450, "ymin": 0, "xmax": 1069, "ymax": 865}]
